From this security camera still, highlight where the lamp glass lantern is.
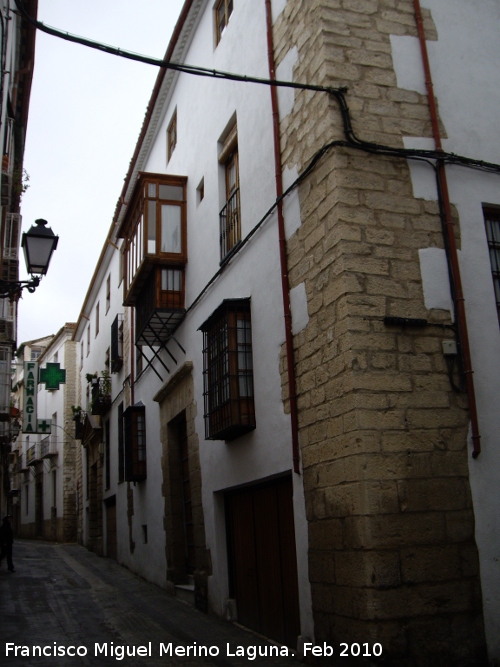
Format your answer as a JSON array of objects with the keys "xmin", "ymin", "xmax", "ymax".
[{"xmin": 21, "ymin": 219, "xmax": 59, "ymax": 276}]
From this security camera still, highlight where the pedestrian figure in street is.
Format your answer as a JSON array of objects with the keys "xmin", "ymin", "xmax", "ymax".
[{"xmin": 0, "ymin": 515, "xmax": 15, "ymax": 572}]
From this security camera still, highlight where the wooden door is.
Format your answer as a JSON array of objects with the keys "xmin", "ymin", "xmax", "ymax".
[{"xmin": 226, "ymin": 476, "xmax": 300, "ymax": 648}]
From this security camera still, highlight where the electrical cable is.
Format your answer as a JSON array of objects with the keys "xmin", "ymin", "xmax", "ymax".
[
  {"xmin": 12, "ymin": 0, "xmax": 500, "ymax": 177},
  {"xmin": 16, "ymin": 0, "xmax": 500, "ymax": 404}
]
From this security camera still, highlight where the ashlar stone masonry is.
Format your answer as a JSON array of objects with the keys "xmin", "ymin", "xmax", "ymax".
[{"xmin": 274, "ymin": 1, "xmax": 486, "ymax": 664}]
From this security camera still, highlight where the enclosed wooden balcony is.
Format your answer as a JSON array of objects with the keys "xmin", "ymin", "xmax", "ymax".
[
  {"xmin": 117, "ymin": 172, "xmax": 187, "ymax": 347},
  {"xmin": 117, "ymin": 172, "xmax": 187, "ymax": 308}
]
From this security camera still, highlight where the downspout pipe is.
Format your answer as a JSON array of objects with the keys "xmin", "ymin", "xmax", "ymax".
[
  {"xmin": 265, "ymin": 0, "xmax": 300, "ymax": 474},
  {"xmin": 413, "ymin": 0, "xmax": 481, "ymax": 458}
]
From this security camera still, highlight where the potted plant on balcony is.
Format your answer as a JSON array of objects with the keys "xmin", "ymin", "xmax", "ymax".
[
  {"xmin": 71, "ymin": 405, "xmax": 85, "ymax": 440},
  {"xmin": 90, "ymin": 370, "xmax": 112, "ymax": 416}
]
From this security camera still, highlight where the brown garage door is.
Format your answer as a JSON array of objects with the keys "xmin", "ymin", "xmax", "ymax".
[{"xmin": 225, "ymin": 475, "xmax": 300, "ymax": 648}]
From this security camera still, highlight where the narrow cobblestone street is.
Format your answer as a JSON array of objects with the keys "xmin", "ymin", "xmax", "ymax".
[{"xmin": 0, "ymin": 540, "xmax": 302, "ymax": 667}]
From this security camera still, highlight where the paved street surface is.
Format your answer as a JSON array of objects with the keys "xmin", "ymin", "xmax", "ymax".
[{"xmin": 0, "ymin": 540, "xmax": 301, "ymax": 667}]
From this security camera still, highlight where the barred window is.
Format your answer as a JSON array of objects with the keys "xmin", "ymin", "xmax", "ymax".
[
  {"xmin": 124, "ymin": 403, "xmax": 147, "ymax": 481},
  {"xmin": 201, "ymin": 299, "xmax": 255, "ymax": 441},
  {"xmin": 483, "ymin": 207, "xmax": 500, "ymax": 324},
  {"xmin": 111, "ymin": 314, "xmax": 124, "ymax": 373},
  {"xmin": 118, "ymin": 402, "xmax": 124, "ymax": 483},
  {"xmin": 219, "ymin": 125, "xmax": 240, "ymax": 260}
]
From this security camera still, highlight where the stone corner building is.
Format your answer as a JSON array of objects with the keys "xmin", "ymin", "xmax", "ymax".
[{"xmin": 273, "ymin": 0, "xmax": 497, "ymax": 664}]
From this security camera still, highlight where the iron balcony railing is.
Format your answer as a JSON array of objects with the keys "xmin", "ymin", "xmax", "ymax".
[
  {"xmin": 14, "ymin": 453, "xmax": 23, "ymax": 473},
  {"xmin": 41, "ymin": 434, "xmax": 58, "ymax": 458},
  {"xmin": 219, "ymin": 188, "xmax": 241, "ymax": 261},
  {"xmin": 27, "ymin": 443, "xmax": 41, "ymax": 465}
]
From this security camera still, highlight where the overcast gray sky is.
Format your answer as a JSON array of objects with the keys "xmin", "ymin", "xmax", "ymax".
[{"xmin": 18, "ymin": 0, "xmax": 185, "ymax": 344}]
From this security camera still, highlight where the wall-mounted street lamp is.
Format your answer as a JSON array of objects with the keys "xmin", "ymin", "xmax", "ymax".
[{"xmin": 0, "ymin": 219, "xmax": 59, "ymax": 298}]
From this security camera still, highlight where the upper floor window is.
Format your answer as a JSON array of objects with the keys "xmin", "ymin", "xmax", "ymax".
[
  {"xmin": 117, "ymin": 173, "xmax": 187, "ymax": 306},
  {"xmin": 219, "ymin": 124, "xmax": 240, "ymax": 260},
  {"xmin": 95, "ymin": 302, "xmax": 100, "ymax": 337},
  {"xmin": 31, "ymin": 347, "xmax": 42, "ymax": 361},
  {"xmin": 483, "ymin": 206, "xmax": 500, "ymax": 324},
  {"xmin": 215, "ymin": 0, "xmax": 233, "ymax": 45},
  {"xmin": 86, "ymin": 326, "xmax": 90, "ymax": 356},
  {"xmin": 111, "ymin": 314, "xmax": 124, "ymax": 373},
  {"xmin": 167, "ymin": 109, "xmax": 177, "ymax": 162},
  {"xmin": 201, "ymin": 298, "xmax": 255, "ymax": 441},
  {"xmin": 124, "ymin": 403, "xmax": 147, "ymax": 482},
  {"xmin": 106, "ymin": 274, "xmax": 111, "ymax": 313}
]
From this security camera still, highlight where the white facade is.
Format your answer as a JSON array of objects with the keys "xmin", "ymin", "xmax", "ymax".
[
  {"xmin": 391, "ymin": 0, "xmax": 500, "ymax": 659},
  {"xmin": 74, "ymin": 0, "xmax": 313, "ymax": 648},
  {"xmin": 12, "ymin": 327, "xmax": 78, "ymax": 542},
  {"xmin": 70, "ymin": 0, "xmax": 500, "ymax": 659}
]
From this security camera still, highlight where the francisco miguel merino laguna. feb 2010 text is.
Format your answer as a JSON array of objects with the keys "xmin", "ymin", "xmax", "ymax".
[{"xmin": 5, "ymin": 642, "xmax": 294, "ymax": 660}]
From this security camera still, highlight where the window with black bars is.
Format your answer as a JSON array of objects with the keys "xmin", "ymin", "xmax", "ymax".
[
  {"xmin": 105, "ymin": 419, "xmax": 110, "ymax": 490},
  {"xmin": 124, "ymin": 403, "xmax": 147, "ymax": 482},
  {"xmin": 111, "ymin": 314, "xmax": 124, "ymax": 373},
  {"xmin": 483, "ymin": 207, "xmax": 500, "ymax": 324},
  {"xmin": 219, "ymin": 143, "xmax": 240, "ymax": 260},
  {"xmin": 118, "ymin": 402, "xmax": 124, "ymax": 483},
  {"xmin": 201, "ymin": 299, "xmax": 255, "ymax": 441}
]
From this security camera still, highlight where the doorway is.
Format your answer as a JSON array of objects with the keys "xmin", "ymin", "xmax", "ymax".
[{"xmin": 225, "ymin": 475, "xmax": 300, "ymax": 648}]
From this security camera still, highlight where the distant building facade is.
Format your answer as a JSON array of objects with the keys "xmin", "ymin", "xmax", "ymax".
[{"xmin": 11, "ymin": 326, "xmax": 78, "ymax": 542}]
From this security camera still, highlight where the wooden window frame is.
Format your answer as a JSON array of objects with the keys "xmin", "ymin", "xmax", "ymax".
[
  {"xmin": 167, "ymin": 109, "xmax": 177, "ymax": 162},
  {"xmin": 219, "ymin": 126, "xmax": 240, "ymax": 260},
  {"xmin": 117, "ymin": 172, "xmax": 187, "ymax": 307},
  {"xmin": 215, "ymin": 0, "xmax": 234, "ymax": 45},
  {"xmin": 201, "ymin": 298, "xmax": 255, "ymax": 441}
]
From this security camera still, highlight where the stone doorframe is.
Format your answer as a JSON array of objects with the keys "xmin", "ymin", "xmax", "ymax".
[{"xmin": 154, "ymin": 361, "xmax": 210, "ymax": 612}]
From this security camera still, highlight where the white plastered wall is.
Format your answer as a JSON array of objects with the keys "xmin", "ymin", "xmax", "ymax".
[
  {"xmin": 99, "ymin": 0, "xmax": 314, "ymax": 640},
  {"xmin": 391, "ymin": 1, "xmax": 500, "ymax": 658}
]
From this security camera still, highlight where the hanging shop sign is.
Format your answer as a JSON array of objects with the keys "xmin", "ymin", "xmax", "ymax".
[
  {"xmin": 22, "ymin": 361, "xmax": 38, "ymax": 434},
  {"xmin": 39, "ymin": 362, "xmax": 66, "ymax": 390},
  {"xmin": 22, "ymin": 361, "xmax": 65, "ymax": 433}
]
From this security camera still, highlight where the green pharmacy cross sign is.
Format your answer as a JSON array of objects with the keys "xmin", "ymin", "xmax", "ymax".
[
  {"xmin": 23, "ymin": 361, "xmax": 67, "ymax": 433},
  {"xmin": 39, "ymin": 363, "xmax": 66, "ymax": 390}
]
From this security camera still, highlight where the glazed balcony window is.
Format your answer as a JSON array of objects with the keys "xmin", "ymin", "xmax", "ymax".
[{"xmin": 118, "ymin": 172, "xmax": 187, "ymax": 307}]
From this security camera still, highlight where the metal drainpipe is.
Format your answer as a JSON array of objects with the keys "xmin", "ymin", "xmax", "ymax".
[
  {"xmin": 264, "ymin": 0, "xmax": 300, "ymax": 474},
  {"xmin": 413, "ymin": 0, "xmax": 481, "ymax": 457}
]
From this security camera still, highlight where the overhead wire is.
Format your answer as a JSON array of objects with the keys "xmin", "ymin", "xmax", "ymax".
[
  {"xmin": 15, "ymin": 0, "xmax": 500, "ymax": 394},
  {"xmin": 13, "ymin": 0, "xmax": 500, "ymax": 177}
]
